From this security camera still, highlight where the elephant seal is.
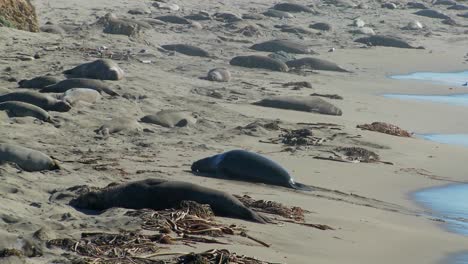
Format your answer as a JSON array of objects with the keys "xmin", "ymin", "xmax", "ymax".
[
  {"xmin": 63, "ymin": 59, "xmax": 124, "ymax": 81},
  {"xmin": 40, "ymin": 24, "xmax": 66, "ymax": 35},
  {"xmin": 69, "ymin": 179, "xmax": 268, "ymax": 223},
  {"xmin": 448, "ymin": 4, "xmax": 468, "ymax": 10},
  {"xmin": 140, "ymin": 110, "xmax": 197, "ymax": 128},
  {"xmin": 156, "ymin": 15, "xmax": 192, "ymax": 24},
  {"xmin": 95, "ymin": 117, "xmax": 142, "ymax": 136},
  {"xmin": 0, "ymin": 101, "xmax": 52, "ymax": 122},
  {"xmin": 276, "ymin": 25, "xmax": 317, "ymax": 35},
  {"xmin": 207, "ymin": 68, "xmax": 231, "ymax": 82},
  {"xmin": 0, "ymin": 143, "xmax": 59, "ymax": 172},
  {"xmin": 251, "ymin": 39, "xmax": 317, "ymax": 54},
  {"xmin": 41, "ymin": 78, "xmax": 119, "ymax": 96},
  {"xmin": 161, "ymin": 44, "xmax": 211, "ymax": 57},
  {"xmin": 253, "ymin": 96, "xmax": 342, "ymax": 115},
  {"xmin": 57, "ymin": 88, "xmax": 102, "ymax": 105},
  {"xmin": 0, "ymin": 91, "xmax": 71, "ymax": 112},
  {"xmin": 263, "ymin": 9, "xmax": 294, "ymax": 18},
  {"xmin": 192, "ymin": 150, "xmax": 312, "ymax": 191},
  {"xmin": 309, "ymin": 22, "xmax": 332, "ymax": 31},
  {"xmin": 413, "ymin": 9, "xmax": 450, "ymax": 19},
  {"xmin": 230, "ymin": 55, "xmax": 289, "ymax": 72},
  {"xmin": 458, "ymin": 12, "xmax": 468, "ymax": 18},
  {"xmin": 286, "ymin": 57, "xmax": 351, "ymax": 72},
  {"xmin": 18, "ymin": 76, "xmax": 60, "ymax": 89},
  {"xmin": 354, "ymin": 35, "xmax": 424, "ymax": 49},
  {"xmin": 273, "ymin": 3, "xmax": 316, "ymax": 13}
]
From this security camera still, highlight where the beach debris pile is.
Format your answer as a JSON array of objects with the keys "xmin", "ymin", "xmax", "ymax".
[
  {"xmin": 315, "ymin": 146, "xmax": 381, "ymax": 163},
  {"xmin": 235, "ymin": 194, "xmax": 334, "ymax": 230},
  {"xmin": 47, "ymin": 232, "xmax": 163, "ymax": 263},
  {"xmin": 335, "ymin": 146, "xmax": 380, "ymax": 163},
  {"xmin": 47, "ymin": 234, "xmax": 276, "ymax": 264},
  {"xmin": 125, "ymin": 200, "xmax": 245, "ymax": 243},
  {"xmin": 261, "ymin": 128, "xmax": 325, "ymax": 147},
  {"xmin": 357, "ymin": 122, "xmax": 412, "ymax": 137},
  {"xmin": 177, "ymin": 248, "xmax": 276, "ymax": 264},
  {"xmin": 235, "ymin": 194, "xmax": 307, "ymax": 221}
]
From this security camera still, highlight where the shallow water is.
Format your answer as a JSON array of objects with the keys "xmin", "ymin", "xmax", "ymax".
[
  {"xmin": 419, "ymin": 134, "xmax": 468, "ymax": 148},
  {"xmin": 384, "ymin": 94, "xmax": 468, "ymax": 106},
  {"xmin": 390, "ymin": 71, "xmax": 468, "ymax": 86},
  {"xmin": 413, "ymin": 184, "xmax": 468, "ymax": 236},
  {"xmin": 390, "ymin": 71, "xmax": 468, "ymax": 263}
]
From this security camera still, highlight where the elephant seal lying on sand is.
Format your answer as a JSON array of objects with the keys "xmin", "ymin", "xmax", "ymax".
[
  {"xmin": 0, "ymin": 91, "xmax": 71, "ymax": 112},
  {"xmin": 253, "ymin": 96, "xmax": 342, "ymax": 115},
  {"xmin": 70, "ymin": 179, "xmax": 268, "ymax": 223},
  {"xmin": 0, "ymin": 143, "xmax": 59, "ymax": 171},
  {"xmin": 0, "ymin": 101, "xmax": 52, "ymax": 122},
  {"xmin": 191, "ymin": 149, "xmax": 312, "ymax": 191},
  {"xmin": 63, "ymin": 59, "xmax": 125, "ymax": 80}
]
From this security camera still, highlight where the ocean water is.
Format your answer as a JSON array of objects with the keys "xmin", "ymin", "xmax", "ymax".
[
  {"xmin": 389, "ymin": 71, "xmax": 468, "ymax": 263},
  {"xmin": 383, "ymin": 94, "xmax": 468, "ymax": 106},
  {"xmin": 419, "ymin": 134, "xmax": 468, "ymax": 148},
  {"xmin": 413, "ymin": 184, "xmax": 468, "ymax": 236},
  {"xmin": 390, "ymin": 71, "xmax": 468, "ymax": 86}
]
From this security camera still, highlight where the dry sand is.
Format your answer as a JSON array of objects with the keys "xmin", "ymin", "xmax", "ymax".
[{"xmin": 1, "ymin": 0, "xmax": 468, "ymax": 263}]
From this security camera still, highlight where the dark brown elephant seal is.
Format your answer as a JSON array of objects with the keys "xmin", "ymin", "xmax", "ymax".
[
  {"xmin": 63, "ymin": 59, "xmax": 124, "ymax": 80},
  {"xmin": 161, "ymin": 44, "xmax": 211, "ymax": 57},
  {"xmin": 40, "ymin": 78, "xmax": 119, "ymax": 96},
  {"xmin": 0, "ymin": 143, "xmax": 59, "ymax": 172},
  {"xmin": 253, "ymin": 96, "xmax": 342, "ymax": 115},
  {"xmin": 230, "ymin": 55, "xmax": 289, "ymax": 72},
  {"xmin": 0, "ymin": 101, "xmax": 52, "ymax": 122},
  {"xmin": 0, "ymin": 91, "xmax": 71, "ymax": 112},
  {"xmin": 354, "ymin": 35, "xmax": 424, "ymax": 49},
  {"xmin": 286, "ymin": 57, "xmax": 351, "ymax": 72},
  {"xmin": 18, "ymin": 76, "xmax": 60, "ymax": 89},
  {"xmin": 250, "ymin": 39, "xmax": 317, "ymax": 54},
  {"xmin": 69, "ymin": 179, "xmax": 268, "ymax": 223}
]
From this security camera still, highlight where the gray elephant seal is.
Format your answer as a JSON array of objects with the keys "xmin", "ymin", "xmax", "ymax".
[
  {"xmin": 155, "ymin": 15, "xmax": 192, "ymax": 24},
  {"xmin": 0, "ymin": 143, "xmax": 59, "ymax": 172},
  {"xmin": 354, "ymin": 35, "xmax": 424, "ymax": 49},
  {"xmin": 63, "ymin": 59, "xmax": 124, "ymax": 80},
  {"xmin": 161, "ymin": 44, "xmax": 211, "ymax": 57},
  {"xmin": 69, "ymin": 179, "xmax": 268, "ymax": 223},
  {"xmin": 0, "ymin": 101, "xmax": 52, "ymax": 122},
  {"xmin": 18, "ymin": 76, "xmax": 60, "ymax": 89},
  {"xmin": 0, "ymin": 91, "xmax": 71, "ymax": 112},
  {"xmin": 207, "ymin": 68, "xmax": 231, "ymax": 82},
  {"xmin": 40, "ymin": 78, "xmax": 119, "ymax": 96},
  {"xmin": 413, "ymin": 9, "xmax": 450, "ymax": 19},
  {"xmin": 191, "ymin": 150, "xmax": 312, "ymax": 191},
  {"xmin": 273, "ymin": 3, "xmax": 316, "ymax": 13},
  {"xmin": 253, "ymin": 96, "xmax": 342, "ymax": 115},
  {"xmin": 250, "ymin": 39, "xmax": 317, "ymax": 54},
  {"xmin": 140, "ymin": 110, "xmax": 197, "ymax": 128},
  {"xmin": 230, "ymin": 55, "xmax": 289, "ymax": 72},
  {"xmin": 286, "ymin": 57, "xmax": 351, "ymax": 72},
  {"xmin": 263, "ymin": 9, "xmax": 294, "ymax": 18}
]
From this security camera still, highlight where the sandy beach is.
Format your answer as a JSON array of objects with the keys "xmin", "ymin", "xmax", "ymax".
[{"xmin": 1, "ymin": 0, "xmax": 468, "ymax": 263}]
